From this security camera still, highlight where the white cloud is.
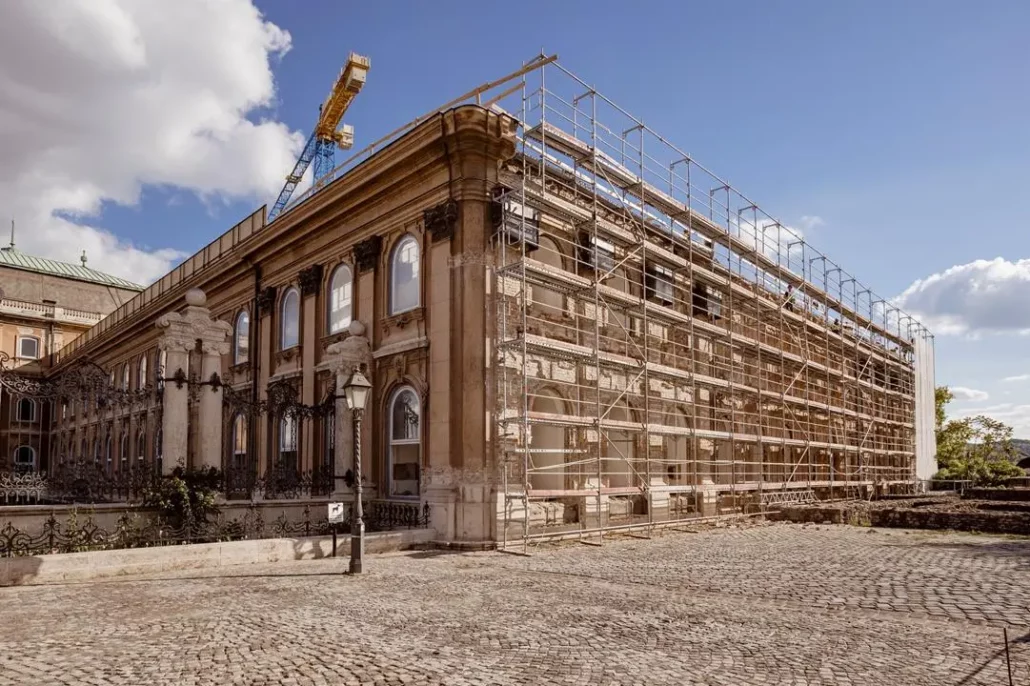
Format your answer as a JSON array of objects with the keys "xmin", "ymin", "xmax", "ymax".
[
  {"xmin": 951, "ymin": 402, "xmax": 1030, "ymax": 439},
  {"xmin": 799, "ymin": 215, "xmax": 825, "ymax": 231},
  {"xmin": 894, "ymin": 258, "xmax": 1030, "ymax": 336},
  {"xmin": 950, "ymin": 386, "xmax": 990, "ymax": 402},
  {"xmin": 0, "ymin": 0, "xmax": 304, "ymax": 285},
  {"xmin": 1004, "ymin": 374, "xmax": 1030, "ymax": 383}
]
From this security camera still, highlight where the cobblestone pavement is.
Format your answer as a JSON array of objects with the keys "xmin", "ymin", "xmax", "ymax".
[{"xmin": 2, "ymin": 523, "xmax": 1030, "ymax": 685}]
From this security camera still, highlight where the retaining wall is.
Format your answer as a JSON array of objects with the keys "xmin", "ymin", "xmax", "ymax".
[{"xmin": 1, "ymin": 528, "xmax": 436, "ymax": 586}]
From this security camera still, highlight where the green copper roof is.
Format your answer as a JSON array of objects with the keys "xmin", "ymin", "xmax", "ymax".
[{"xmin": 0, "ymin": 247, "xmax": 143, "ymax": 291}]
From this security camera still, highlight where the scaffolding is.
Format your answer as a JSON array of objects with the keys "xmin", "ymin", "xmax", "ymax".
[{"xmin": 488, "ymin": 58, "xmax": 933, "ymax": 547}]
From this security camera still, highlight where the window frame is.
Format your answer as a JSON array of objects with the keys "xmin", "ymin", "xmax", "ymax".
[
  {"xmin": 12, "ymin": 445, "xmax": 36, "ymax": 472},
  {"xmin": 138, "ymin": 354, "xmax": 148, "ymax": 391},
  {"xmin": 16, "ymin": 335, "xmax": 40, "ymax": 360},
  {"xmin": 387, "ymin": 385, "xmax": 422, "ymax": 499},
  {"xmin": 327, "ymin": 264, "xmax": 354, "ymax": 335},
  {"xmin": 234, "ymin": 310, "xmax": 250, "ymax": 364},
  {"xmin": 389, "ymin": 235, "xmax": 421, "ymax": 315},
  {"xmin": 14, "ymin": 398, "xmax": 36, "ymax": 423},
  {"xmin": 278, "ymin": 414, "xmax": 298, "ymax": 470},
  {"xmin": 280, "ymin": 287, "xmax": 301, "ymax": 350},
  {"xmin": 232, "ymin": 413, "xmax": 248, "ymax": 468}
]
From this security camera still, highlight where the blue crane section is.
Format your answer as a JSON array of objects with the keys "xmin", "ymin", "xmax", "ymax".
[{"xmin": 268, "ymin": 53, "xmax": 370, "ymax": 221}]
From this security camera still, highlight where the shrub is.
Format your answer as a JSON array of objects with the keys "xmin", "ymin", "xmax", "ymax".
[{"xmin": 142, "ymin": 466, "xmax": 221, "ymax": 531}]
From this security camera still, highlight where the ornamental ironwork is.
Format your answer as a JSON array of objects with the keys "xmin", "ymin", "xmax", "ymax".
[
  {"xmin": 425, "ymin": 199, "xmax": 458, "ymax": 243},
  {"xmin": 354, "ymin": 235, "xmax": 382, "ymax": 272},
  {"xmin": 0, "ymin": 352, "xmax": 157, "ymax": 409},
  {"xmin": 1, "ymin": 500, "xmax": 431, "ymax": 557}
]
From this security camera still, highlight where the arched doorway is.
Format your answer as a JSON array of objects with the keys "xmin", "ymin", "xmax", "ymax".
[
  {"xmin": 529, "ymin": 390, "xmax": 565, "ymax": 491},
  {"xmin": 531, "ymin": 236, "xmax": 565, "ymax": 319},
  {"xmin": 604, "ymin": 405, "xmax": 636, "ymax": 488}
]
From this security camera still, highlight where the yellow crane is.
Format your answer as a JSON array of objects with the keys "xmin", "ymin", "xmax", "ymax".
[{"xmin": 269, "ymin": 53, "xmax": 370, "ymax": 219}]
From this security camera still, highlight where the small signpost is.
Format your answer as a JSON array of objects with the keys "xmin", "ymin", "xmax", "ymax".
[{"xmin": 328, "ymin": 503, "xmax": 345, "ymax": 557}]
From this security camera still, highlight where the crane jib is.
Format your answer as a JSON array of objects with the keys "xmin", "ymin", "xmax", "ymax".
[{"xmin": 269, "ymin": 53, "xmax": 370, "ymax": 221}]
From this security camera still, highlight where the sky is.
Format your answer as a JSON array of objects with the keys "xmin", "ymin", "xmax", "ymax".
[{"xmin": 0, "ymin": 1, "xmax": 1028, "ymax": 433}]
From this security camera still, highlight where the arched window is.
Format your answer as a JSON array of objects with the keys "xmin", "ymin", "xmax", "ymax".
[
  {"xmin": 120, "ymin": 430, "xmax": 129, "ymax": 469},
  {"xmin": 17, "ymin": 336, "xmax": 40, "ymax": 360},
  {"xmin": 137, "ymin": 430, "xmax": 146, "ymax": 462},
  {"xmin": 390, "ymin": 236, "xmax": 420, "ymax": 314},
  {"xmin": 155, "ymin": 429, "xmax": 163, "ymax": 473},
  {"xmin": 234, "ymin": 311, "xmax": 250, "ymax": 364},
  {"xmin": 327, "ymin": 265, "xmax": 353, "ymax": 335},
  {"xmin": 157, "ymin": 350, "xmax": 167, "ymax": 391},
  {"xmin": 280, "ymin": 288, "xmax": 300, "ymax": 349},
  {"xmin": 232, "ymin": 414, "xmax": 248, "ymax": 468},
  {"xmin": 138, "ymin": 354, "xmax": 148, "ymax": 390},
  {"xmin": 388, "ymin": 386, "xmax": 421, "ymax": 498},
  {"xmin": 15, "ymin": 398, "xmax": 35, "ymax": 423},
  {"xmin": 105, "ymin": 435, "xmax": 113, "ymax": 472},
  {"xmin": 279, "ymin": 414, "xmax": 298, "ymax": 470},
  {"xmin": 122, "ymin": 363, "xmax": 130, "ymax": 390},
  {"xmin": 324, "ymin": 412, "xmax": 335, "ymax": 471},
  {"xmin": 13, "ymin": 446, "xmax": 35, "ymax": 473}
]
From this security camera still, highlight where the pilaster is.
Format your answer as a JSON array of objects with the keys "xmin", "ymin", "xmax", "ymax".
[{"xmin": 155, "ymin": 289, "xmax": 231, "ymax": 474}]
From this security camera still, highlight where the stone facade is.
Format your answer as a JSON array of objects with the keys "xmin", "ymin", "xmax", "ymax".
[
  {"xmin": 0, "ymin": 251, "xmax": 140, "ymax": 474},
  {"xmin": 3, "ymin": 106, "xmax": 517, "ymax": 544}
]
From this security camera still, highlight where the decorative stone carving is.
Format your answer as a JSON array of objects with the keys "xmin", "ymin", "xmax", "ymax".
[
  {"xmin": 354, "ymin": 235, "xmax": 382, "ymax": 273},
  {"xmin": 154, "ymin": 288, "xmax": 233, "ymax": 474},
  {"xmin": 274, "ymin": 347, "xmax": 300, "ymax": 365},
  {"xmin": 424, "ymin": 199, "xmax": 458, "ymax": 243},
  {"xmin": 325, "ymin": 321, "xmax": 375, "ymax": 496},
  {"xmin": 257, "ymin": 286, "xmax": 278, "ymax": 316},
  {"xmin": 325, "ymin": 320, "xmax": 373, "ymax": 373},
  {"xmin": 382, "ymin": 308, "xmax": 422, "ymax": 334},
  {"xmin": 298, "ymin": 264, "xmax": 324, "ymax": 296}
]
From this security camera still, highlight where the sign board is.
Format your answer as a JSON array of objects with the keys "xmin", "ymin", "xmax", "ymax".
[{"xmin": 327, "ymin": 502, "xmax": 346, "ymax": 524}]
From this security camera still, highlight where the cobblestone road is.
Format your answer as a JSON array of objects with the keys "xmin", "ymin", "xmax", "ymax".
[{"xmin": 2, "ymin": 523, "xmax": 1030, "ymax": 685}]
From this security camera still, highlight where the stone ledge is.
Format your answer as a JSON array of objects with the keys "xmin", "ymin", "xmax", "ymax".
[{"xmin": 0, "ymin": 528, "xmax": 436, "ymax": 587}]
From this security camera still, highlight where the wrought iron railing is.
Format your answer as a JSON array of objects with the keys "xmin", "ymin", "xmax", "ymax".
[
  {"xmin": 0, "ymin": 462, "xmax": 338, "ymax": 505},
  {"xmin": 0, "ymin": 501, "xmax": 431, "ymax": 557}
]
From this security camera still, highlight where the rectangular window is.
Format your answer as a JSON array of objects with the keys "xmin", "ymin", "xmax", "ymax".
[
  {"xmin": 492, "ymin": 190, "xmax": 541, "ymax": 249},
  {"xmin": 645, "ymin": 264, "xmax": 675, "ymax": 305},
  {"xmin": 17, "ymin": 336, "xmax": 40, "ymax": 360},
  {"xmin": 579, "ymin": 234, "xmax": 615, "ymax": 273},
  {"xmin": 692, "ymin": 281, "xmax": 723, "ymax": 320}
]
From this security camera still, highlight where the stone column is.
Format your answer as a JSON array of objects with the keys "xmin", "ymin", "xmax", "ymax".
[
  {"xmin": 155, "ymin": 288, "xmax": 232, "ymax": 475},
  {"xmin": 198, "ymin": 339, "xmax": 230, "ymax": 470},
  {"xmin": 157, "ymin": 343, "xmax": 190, "ymax": 475},
  {"xmin": 325, "ymin": 320, "xmax": 373, "ymax": 498}
]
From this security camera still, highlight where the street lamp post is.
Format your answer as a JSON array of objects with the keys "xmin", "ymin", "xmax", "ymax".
[{"xmin": 343, "ymin": 367, "xmax": 372, "ymax": 574}]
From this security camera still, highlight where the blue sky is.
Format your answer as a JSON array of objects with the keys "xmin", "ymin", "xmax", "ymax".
[{"xmin": 3, "ymin": 1, "xmax": 1028, "ymax": 432}]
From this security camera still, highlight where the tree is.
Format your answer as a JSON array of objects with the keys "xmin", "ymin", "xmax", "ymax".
[{"xmin": 933, "ymin": 386, "xmax": 1023, "ymax": 486}]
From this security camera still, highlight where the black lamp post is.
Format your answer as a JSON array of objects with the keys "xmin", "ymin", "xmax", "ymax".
[{"xmin": 343, "ymin": 367, "xmax": 371, "ymax": 574}]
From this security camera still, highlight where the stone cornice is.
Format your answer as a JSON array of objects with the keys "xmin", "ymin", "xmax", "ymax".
[{"xmin": 48, "ymin": 106, "xmax": 518, "ymax": 377}]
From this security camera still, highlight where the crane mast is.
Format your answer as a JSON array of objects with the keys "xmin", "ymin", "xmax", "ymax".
[{"xmin": 269, "ymin": 52, "xmax": 370, "ymax": 220}]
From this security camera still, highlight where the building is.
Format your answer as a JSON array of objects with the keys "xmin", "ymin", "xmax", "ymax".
[
  {"xmin": 0, "ymin": 241, "xmax": 141, "ymax": 474},
  {"xmin": 0, "ymin": 56, "xmax": 935, "ymax": 545}
]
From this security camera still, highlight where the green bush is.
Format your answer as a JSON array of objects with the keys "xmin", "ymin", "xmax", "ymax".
[
  {"xmin": 933, "ymin": 458, "xmax": 1023, "ymax": 487},
  {"xmin": 142, "ymin": 466, "xmax": 221, "ymax": 531}
]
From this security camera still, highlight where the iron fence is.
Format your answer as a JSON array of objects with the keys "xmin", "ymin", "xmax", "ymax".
[
  {"xmin": 0, "ymin": 462, "xmax": 338, "ymax": 505},
  {"xmin": 0, "ymin": 500, "xmax": 431, "ymax": 557}
]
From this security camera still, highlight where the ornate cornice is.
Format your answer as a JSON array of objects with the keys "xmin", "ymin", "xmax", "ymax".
[
  {"xmin": 298, "ymin": 264, "xmax": 324, "ymax": 297},
  {"xmin": 257, "ymin": 286, "xmax": 278, "ymax": 316},
  {"xmin": 424, "ymin": 199, "xmax": 458, "ymax": 243},
  {"xmin": 354, "ymin": 235, "xmax": 382, "ymax": 273}
]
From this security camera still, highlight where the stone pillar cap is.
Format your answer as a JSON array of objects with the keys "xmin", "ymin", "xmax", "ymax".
[{"xmin": 185, "ymin": 288, "xmax": 207, "ymax": 307}]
